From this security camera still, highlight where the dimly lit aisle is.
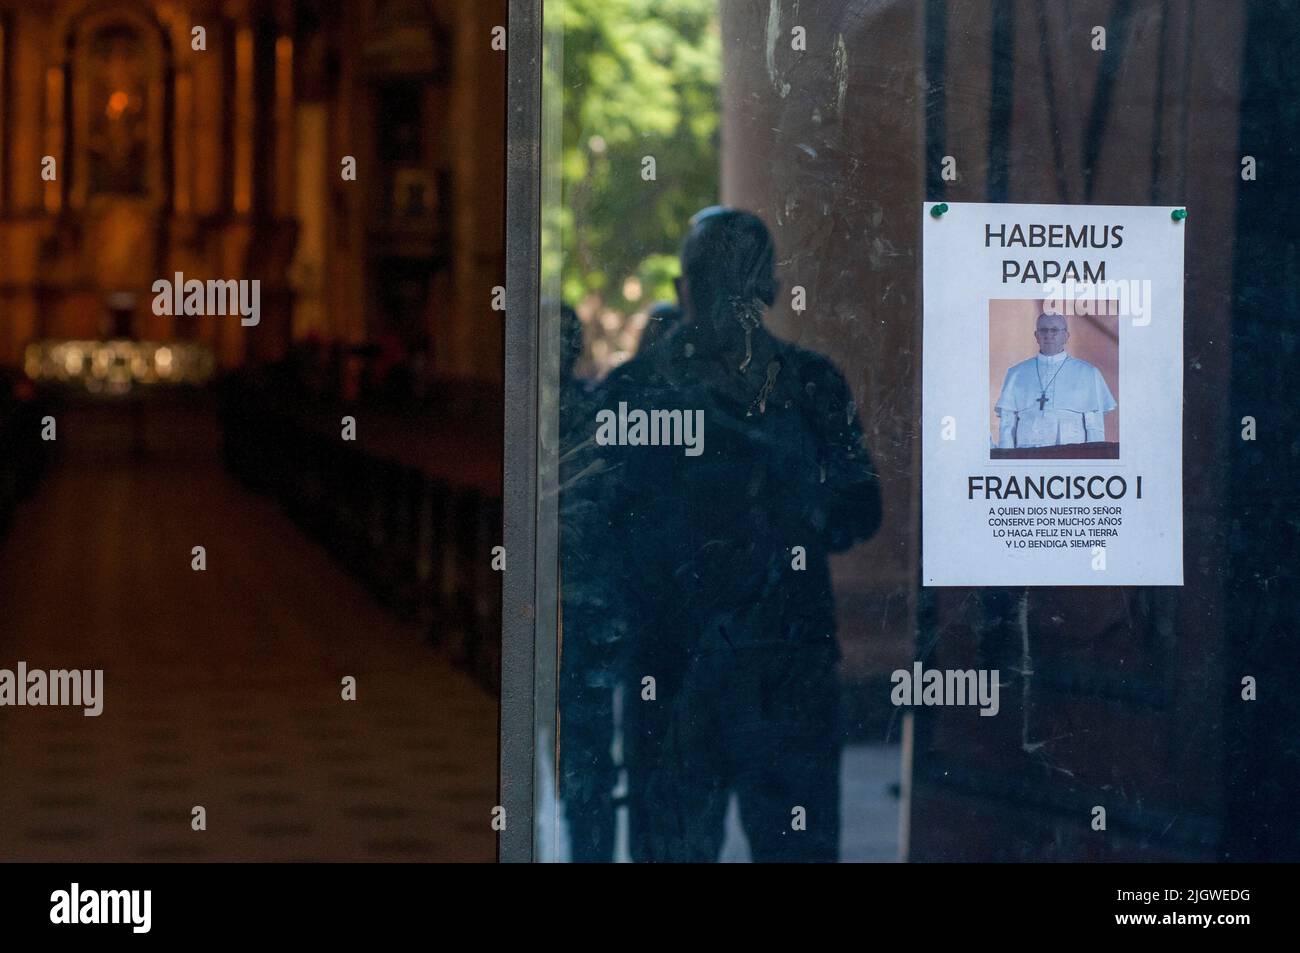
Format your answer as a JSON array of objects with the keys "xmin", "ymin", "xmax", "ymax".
[{"xmin": 0, "ymin": 402, "xmax": 497, "ymax": 861}]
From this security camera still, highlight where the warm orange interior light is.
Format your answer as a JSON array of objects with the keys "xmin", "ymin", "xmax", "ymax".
[{"xmin": 106, "ymin": 90, "xmax": 129, "ymax": 119}]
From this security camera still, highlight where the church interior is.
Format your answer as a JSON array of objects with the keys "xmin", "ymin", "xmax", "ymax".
[
  {"xmin": 2, "ymin": 0, "xmax": 1296, "ymax": 867},
  {"xmin": 0, "ymin": 0, "xmax": 505, "ymax": 861}
]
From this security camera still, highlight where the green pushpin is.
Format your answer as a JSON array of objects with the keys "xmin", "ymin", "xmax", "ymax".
[
  {"xmin": 930, "ymin": 202, "xmax": 950, "ymax": 218},
  {"xmin": 1171, "ymin": 208, "xmax": 1187, "ymax": 222}
]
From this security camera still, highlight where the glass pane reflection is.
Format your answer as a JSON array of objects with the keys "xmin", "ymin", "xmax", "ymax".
[{"xmin": 534, "ymin": 0, "xmax": 1300, "ymax": 862}]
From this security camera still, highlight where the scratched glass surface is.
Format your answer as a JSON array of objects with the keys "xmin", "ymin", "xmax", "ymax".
[{"xmin": 531, "ymin": 0, "xmax": 1299, "ymax": 862}]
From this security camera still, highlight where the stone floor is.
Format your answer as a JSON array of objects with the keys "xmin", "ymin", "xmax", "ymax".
[{"xmin": 0, "ymin": 402, "xmax": 498, "ymax": 861}]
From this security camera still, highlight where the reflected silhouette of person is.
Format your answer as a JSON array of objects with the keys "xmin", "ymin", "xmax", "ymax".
[
  {"xmin": 600, "ymin": 207, "xmax": 882, "ymax": 861},
  {"xmin": 556, "ymin": 304, "xmax": 622, "ymax": 861},
  {"xmin": 636, "ymin": 301, "xmax": 682, "ymax": 359},
  {"xmin": 557, "ymin": 300, "xmax": 687, "ymax": 861}
]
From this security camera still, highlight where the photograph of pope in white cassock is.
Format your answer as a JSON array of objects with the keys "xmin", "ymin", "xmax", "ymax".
[{"xmin": 993, "ymin": 312, "xmax": 1117, "ymax": 454}]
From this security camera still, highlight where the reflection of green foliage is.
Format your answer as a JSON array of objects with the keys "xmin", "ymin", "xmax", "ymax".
[{"xmin": 558, "ymin": 0, "xmax": 720, "ymax": 313}]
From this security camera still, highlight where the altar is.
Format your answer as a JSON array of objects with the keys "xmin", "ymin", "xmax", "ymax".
[{"xmin": 24, "ymin": 340, "xmax": 214, "ymax": 396}]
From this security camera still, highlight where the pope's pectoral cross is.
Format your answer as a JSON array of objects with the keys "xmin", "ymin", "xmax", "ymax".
[{"xmin": 1037, "ymin": 392, "xmax": 1049, "ymax": 411}]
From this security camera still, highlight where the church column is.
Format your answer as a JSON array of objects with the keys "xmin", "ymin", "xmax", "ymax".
[
  {"xmin": 328, "ymin": 0, "xmax": 369, "ymax": 349},
  {"xmin": 455, "ymin": 0, "xmax": 507, "ymax": 384},
  {"xmin": 0, "ymin": 17, "xmax": 6, "ymax": 214},
  {"xmin": 213, "ymin": 13, "xmax": 256, "ymax": 369},
  {"xmin": 0, "ymin": 10, "xmax": 52, "ymax": 364},
  {"xmin": 183, "ymin": 1, "xmax": 230, "ymax": 358},
  {"xmin": 42, "ymin": 64, "xmax": 63, "ymax": 218},
  {"xmin": 243, "ymin": 1, "xmax": 295, "ymax": 364},
  {"xmin": 274, "ymin": 27, "xmax": 295, "ymax": 219}
]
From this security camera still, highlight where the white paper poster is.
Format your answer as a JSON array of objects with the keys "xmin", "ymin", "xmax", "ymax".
[{"xmin": 922, "ymin": 201, "xmax": 1184, "ymax": 586}]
